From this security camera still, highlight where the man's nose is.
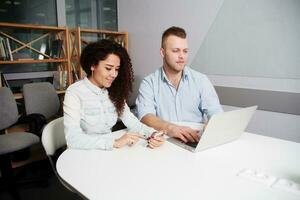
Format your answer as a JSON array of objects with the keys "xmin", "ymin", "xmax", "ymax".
[{"xmin": 178, "ymin": 52, "xmax": 184, "ymax": 58}]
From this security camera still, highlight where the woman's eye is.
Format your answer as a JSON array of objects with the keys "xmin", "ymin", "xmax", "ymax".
[{"xmin": 105, "ymin": 68, "xmax": 112, "ymax": 71}]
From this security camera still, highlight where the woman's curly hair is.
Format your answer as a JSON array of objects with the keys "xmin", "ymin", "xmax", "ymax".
[{"xmin": 80, "ymin": 39, "xmax": 133, "ymax": 116}]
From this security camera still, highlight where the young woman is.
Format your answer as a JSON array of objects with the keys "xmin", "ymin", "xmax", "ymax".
[{"xmin": 63, "ymin": 39, "xmax": 165, "ymax": 150}]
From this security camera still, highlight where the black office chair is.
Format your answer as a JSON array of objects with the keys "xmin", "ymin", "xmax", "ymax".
[
  {"xmin": 22, "ymin": 82, "xmax": 60, "ymax": 136},
  {"xmin": 0, "ymin": 87, "xmax": 40, "ymax": 200},
  {"xmin": 23, "ymin": 82, "xmax": 60, "ymax": 119}
]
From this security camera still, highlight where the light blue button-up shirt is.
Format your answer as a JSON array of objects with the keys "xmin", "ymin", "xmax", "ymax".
[
  {"xmin": 64, "ymin": 77, "xmax": 156, "ymax": 150},
  {"xmin": 136, "ymin": 66, "xmax": 223, "ymax": 123}
]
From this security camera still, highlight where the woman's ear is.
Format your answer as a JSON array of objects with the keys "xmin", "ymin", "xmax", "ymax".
[{"xmin": 91, "ymin": 66, "xmax": 95, "ymax": 71}]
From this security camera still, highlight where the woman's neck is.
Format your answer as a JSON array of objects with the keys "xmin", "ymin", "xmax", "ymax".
[{"xmin": 88, "ymin": 76, "xmax": 104, "ymax": 89}]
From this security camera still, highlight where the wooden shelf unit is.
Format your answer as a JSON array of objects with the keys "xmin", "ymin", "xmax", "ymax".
[
  {"xmin": 0, "ymin": 22, "xmax": 71, "ymax": 86},
  {"xmin": 13, "ymin": 89, "xmax": 65, "ymax": 100},
  {"xmin": 0, "ymin": 58, "xmax": 68, "ymax": 64},
  {"xmin": 68, "ymin": 27, "xmax": 128, "ymax": 82}
]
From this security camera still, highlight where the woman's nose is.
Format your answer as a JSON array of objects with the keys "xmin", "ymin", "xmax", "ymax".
[{"xmin": 111, "ymin": 69, "xmax": 118, "ymax": 77}]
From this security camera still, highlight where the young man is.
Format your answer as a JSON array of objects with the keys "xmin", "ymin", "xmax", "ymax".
[{"xmin": 135, "ymin": 26, "xmax": 223, "ymax": 143}]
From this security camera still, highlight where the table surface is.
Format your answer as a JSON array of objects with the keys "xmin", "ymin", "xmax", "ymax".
[{"xmin": 57, "ymin": 129, "xmax": 300, "ymax": 200}]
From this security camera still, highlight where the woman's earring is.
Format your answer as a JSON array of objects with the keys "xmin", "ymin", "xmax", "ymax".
[{"xmin": 91, "ymin": 70, "xmax": 94, "ymax": 79}]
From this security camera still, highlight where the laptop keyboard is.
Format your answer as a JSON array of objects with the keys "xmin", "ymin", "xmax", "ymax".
[
  {"xmin": 168, "ymin": 137, "xmax": 200, "ymax": 149},
  {"xmin": 185, "ymin": 141, "xmax": 198, "ymax": 148}
]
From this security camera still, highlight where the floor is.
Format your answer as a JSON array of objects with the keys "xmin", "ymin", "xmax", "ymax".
[{"xmin": 0, "ymin": 159, "xmax": 82, "ymax": 200}]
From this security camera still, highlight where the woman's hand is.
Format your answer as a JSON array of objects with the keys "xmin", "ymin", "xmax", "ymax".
[
  {"xmin": 113, "ymin": 132, "xmax": 140, "ymax": 148},
  {"xmin": 147, "ymin": 131, "xmax": 166, "ymax": 149}
]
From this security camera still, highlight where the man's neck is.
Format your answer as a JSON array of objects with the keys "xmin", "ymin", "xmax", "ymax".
[{"xmin": 163, "ymin": 66, "xmax": 183, "ymax": 90}]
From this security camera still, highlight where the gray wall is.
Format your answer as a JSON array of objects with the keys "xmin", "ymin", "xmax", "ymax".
[
  {"xmin": 192, "ymin": 0, "xmax": 300, "ymax": 79},
  {"xmin": 223, "ymin": 105, "xmax": 300, "ymax": 143},
  {"xmin": 118, "ymin": 0, "xmax": 224, "ymax": 105},
  {"xmin": 118, "ymin": 0, "xmax": 300, "ymax": 142}
]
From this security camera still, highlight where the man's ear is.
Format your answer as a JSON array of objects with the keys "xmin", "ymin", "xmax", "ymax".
[{"xmin": 160, "ymin": 47, "xmax": 165, "ymax": 58}]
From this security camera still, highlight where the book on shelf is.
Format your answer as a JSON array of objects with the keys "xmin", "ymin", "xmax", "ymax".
[
  {"xmin": 0, "ymin": 36, "xmax": 11, "ymax": 61},
  {"xmin": 0, "ymin": 37, "xmax": 5, "ymax": 60},
  {"xmin": 53, "ymin": 70, "xmax": 67, "ymax": 90},
  {"xmin": 114, "ymin": 37, "xmax": 125, "ymax": 48},
  {"xmin": 6, "ymin": 38, "xmax": 13, "ymax": 61},
  {"xmin": 50, "ymin": 39, "xmax": 63, "ymax": 58},
  {"xmin": 38, "ymin": 43, "xmax": 47, "ymax": 60},
  {"xmin": 71, "ymin": 63, "xmax": 79, "ymax": 81}
]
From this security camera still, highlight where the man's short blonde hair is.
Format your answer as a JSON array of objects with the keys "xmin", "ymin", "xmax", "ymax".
[{"xmin": 161, "ymin": 26, "xmax": 187, "ymax": 48}]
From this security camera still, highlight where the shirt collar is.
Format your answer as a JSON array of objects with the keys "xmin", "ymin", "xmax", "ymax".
[
  {"xmin": 160, "ymin": 66, "xmax": 189, "ymax": 83},
  {"xmin": 83, "ymin": 77, "xmax": 107, "ymax": 95}
]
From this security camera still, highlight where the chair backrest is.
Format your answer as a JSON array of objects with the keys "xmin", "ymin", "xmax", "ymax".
[
  {"xmin": 41, "ymin": 117, "xmax": 65, "ymax": 156},
  {"xmin": 23, "ymin": 82, "xmax": 60, "ymax": 120},
  {"xmin": 41, "ymin": 117, "xmax": 83, "ymax": 197},
  {"xmin": 0, "ymin": 87, "xmax": 18, "ymax": 130}
]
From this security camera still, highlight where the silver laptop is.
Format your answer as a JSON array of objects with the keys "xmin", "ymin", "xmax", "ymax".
[{"xmin": 167, "ymin": 106, "xmax": 257, "ymax": 152}]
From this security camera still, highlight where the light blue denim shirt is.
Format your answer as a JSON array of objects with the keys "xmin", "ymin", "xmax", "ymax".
[
  {"xmin": 136, "ymin": 66, "xmax": 223, "ymax": 123},
  {"xmin": 64, "ymin": 77, "xmax": 156, "ymax": 150}
]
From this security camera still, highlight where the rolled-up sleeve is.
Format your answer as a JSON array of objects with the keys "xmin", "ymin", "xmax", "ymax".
[
  {"xmin": 200, "ymin": 76, "xmax": 223, "ymax": 118},
  {"xmin": 135, "ymin": 78, "xmax": 157, "ymax": 120},
  {"xmin": 64, "ymin": 89, "xmax": 114, "ymax": 150}
]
